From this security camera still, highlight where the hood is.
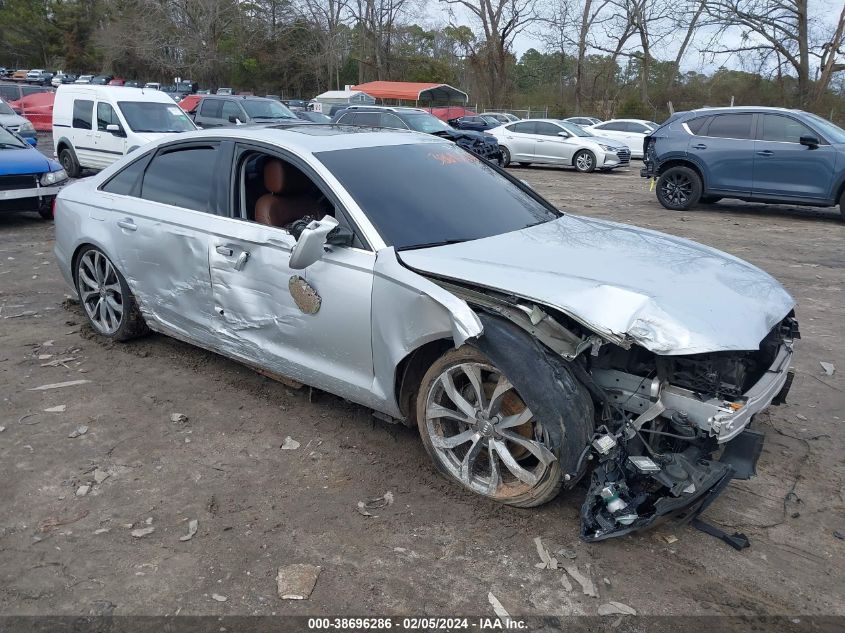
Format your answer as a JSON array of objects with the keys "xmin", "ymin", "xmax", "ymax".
[
  {"xmin": 0, "ymin": 145, "xmax": 52, "ymax": 174},
  {"xmin": 0, "ymin": 113, "xmax": 29, "ymax": 127},
  {"xmin": 399, "ymin": 215, "xmax": 795, "ymax": 355},
  {"xmin": 132, "ymin": 132, "xmax": 185, "ymax": 145},
  {"xmin": 589, "ymin": 135, "xmax": 627, "ymax": 149}
]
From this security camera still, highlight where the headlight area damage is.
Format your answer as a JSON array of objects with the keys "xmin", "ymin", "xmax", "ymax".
[{"xmin": 431, "ymin": 278, "xmax": 799, "ymax": 549}]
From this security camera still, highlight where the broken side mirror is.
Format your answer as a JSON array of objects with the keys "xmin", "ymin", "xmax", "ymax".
[
  {"xmin": 326, "ymin": 225, "xmax": 354, "ymax": 247},
  {"xmin": 289, "ymin": 215, "xmax": 339, "ymax": 270},
  {"xmin": 799, "ymin": 135, "xmax": 819, "ymax": 148}
]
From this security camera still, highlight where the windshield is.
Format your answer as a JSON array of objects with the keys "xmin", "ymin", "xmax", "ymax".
[
  {"xmin": 315, "ymin": 142, "xmax": 560, "ymax": 250},
  {"xmin": 558, "ymin": 121, "xmax": 593, "ymax": 137},
  {"xmin": 805, "ymin": 112, "xmax": 845, "ymax": 144},
  {"xmin": 242, "ymin": 99, "xmax": 297, "ymax": 120},
  {"xmin": 0, "ymin": 101, "xmax": 14, "ymax": 115},
  {"xmin": 402, "ymin": 113, "xmax": 452, "ymax": 133},
  {"xmin": 0, "ymin": 126, "xmax": 26, "ymax": 148},
  {"xmin": 118, "ymin": 101, "xmax": 196, "ymax": 133}
]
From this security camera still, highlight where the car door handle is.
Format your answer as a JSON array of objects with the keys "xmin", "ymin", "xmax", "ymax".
[
  {"xmin": 691, "ymin": 143, "xmax": 707, "ymax": 150},
  {"xmin": 117, "ymin": 218, "xmax": 136, "ymax": 231},
  {"xmin": 216, "ymin": 245, "xmax": 234, "ymax": 257},
  {"xmin": 756, "ymin": 150, "xmax": 774, "ymax": 156},
  {"xmin": 234, "ymin": 251, "xmax": 250, "ymax": 271}
]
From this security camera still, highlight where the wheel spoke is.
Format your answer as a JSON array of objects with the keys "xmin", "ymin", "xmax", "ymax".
[
  {"xmin": 499, "ymin": 429, "xmax": 556, "ymax": 466},
  {"xmin": 105, "ymin": 294, "xmax": 122, "ymax": 313},
  {"xmin": 458, "ymin": 434, "xmax": 484, "ymax": 485},
  {"xmin": 426, "ymin": 402, "xmax": 473, "ymax": 425},
  {"xmin": 80, "ymin": 288, "xmax": 98, "ymax": 300},
  {"xmin": 486, "ymin": 442, "xmax": 501, "ymax": 495},
  {"xmin": 79, "ymin": 268, "xmax": 97, "ymax": 291},
  {"xmin": 93, "ymin": 252, "xmax": 104, "ymax": 283},
  {"xmin": 460, "ymin": 364, "xmax": 486, "ymax": 411},
  {"xmin": 431, "ymin": 428, "xmax": 476, "ymax": 449},
  {"xmin": 491, "ymin": 438, "xmax": 539, "ymax": 486},
  {"xmin": 104, "ymin": 282, "xmax": 121, "ymax": 293},
  {"xmin": 495, "ymin": 406, "xmax": 533, "ymax": 430},
  {"xmin": 487, "ymin": 375, "xmax": 513, "ymax": 415},
  {"xmin": 440, "ymin": 371, "xmax": 477, "ymax": 419}
]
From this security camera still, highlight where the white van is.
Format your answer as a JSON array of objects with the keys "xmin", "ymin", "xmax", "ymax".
[{"xmin": 52, "ymin": 85, "xmax": 197, "ymax": 177}]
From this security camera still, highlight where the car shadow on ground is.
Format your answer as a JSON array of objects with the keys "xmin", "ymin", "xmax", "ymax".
[{"xmin": 688, "ymin": 202, "xmax": 843, "ymax": 223}]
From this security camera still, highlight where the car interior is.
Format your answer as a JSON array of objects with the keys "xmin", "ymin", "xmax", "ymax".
[{"xmin": 239, "ymin": 151, "xmax": 332, "ymax": 228}]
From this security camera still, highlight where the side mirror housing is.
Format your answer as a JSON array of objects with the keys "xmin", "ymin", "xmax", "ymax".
[
  {"xmin": 799, "ymin": 135, "xmax": 819, "ymax": 148},
  {"xmin": 228, "ymin": 115, "xmax": 243, "ymax": 124},
  {"xmin": 558, "ymin": 131, "xmax": 570, "ymax": 137},
  {"xmin": 326, "ymin": 225, "xmax": 354, "ymax": 247},
  {"xmin": 105, "ymin": 123, "xmax": 125, "ymax": 137},
  {"xmin": 25, "ymin": 136, "xmax": 37, "ymax": 147},
  {"xmin": 289, "ymin": 215, "xmax": 339, "ymax": 270}
]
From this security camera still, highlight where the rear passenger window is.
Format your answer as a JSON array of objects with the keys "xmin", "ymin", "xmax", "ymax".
[
  {"xmin": 141, "ymin": 145, "xmax": 218, "ymax": 212},
  {"xmin": 508, "ymin": 121, "xmax": 535, "ymax": 134},
  {"xmin": 354, "ymin": 113, "xmax": 381, "ymax": 126},
  {"xmin": 101, "ymin": 154, "xmax": 151, "ymax": 196},
  {"xmin": 380, "ymin": 113, "xmax": 406, "ymax": 129},
  {"xmin": 535, "ymin": 122, "xmax": 563, "ymax": 136},
  {"xmin": 759, "ymin": 114, "xmax": 815, "ymax": 143},
  {"xmin": 706, "ymin": 114, "xmax": 753, "ymax": 139},
  {"xmin": 597, "ymin": 122, "xmax": 626, "ymax": 131},
  {"xmin": 199, "ymin": 98, "xmax": 222, "ymax": 118},
  {"xmin": 686, "ymin": 117, "xmax": 710, "ymax": 135},
  {"xmin": 73, "ymin": 99, "xmax": 93, "ymax": 129}
]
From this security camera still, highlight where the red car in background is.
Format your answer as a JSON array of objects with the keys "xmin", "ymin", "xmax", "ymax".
[
  {"xmin": 7, "ymin": 91, "xmax": 55, "ymax": 132},
  {"xmin": 108, "ymin": 78, "xmax": 126, "ymax": 86}
]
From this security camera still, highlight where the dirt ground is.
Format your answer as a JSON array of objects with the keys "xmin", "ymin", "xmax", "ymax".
[{"xmin": 1, "ymin": 139, "xmax": 844, "ymax": 619}]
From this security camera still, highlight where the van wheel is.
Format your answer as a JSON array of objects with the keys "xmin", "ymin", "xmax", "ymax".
[
  {"xmin": 59, "ymin": 148, "xmax": 81, "ymax": 179},
  {"xmin": 656, "ymin": 166, "xmax": 701, "ymax": 210}
]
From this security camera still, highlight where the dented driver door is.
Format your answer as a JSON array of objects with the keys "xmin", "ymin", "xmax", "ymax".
[{"xmin": 207, "ymin": 220, "xmax": 377, "ymax": 406}]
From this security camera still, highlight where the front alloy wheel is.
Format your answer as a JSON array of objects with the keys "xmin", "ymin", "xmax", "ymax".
[
  {"xmin": 573, "ymin": 150, "xmax": 596, "ymax": 173},
  {"xmin": 417, "ymin": 348, "xmax": 564, "ymax": 507}
]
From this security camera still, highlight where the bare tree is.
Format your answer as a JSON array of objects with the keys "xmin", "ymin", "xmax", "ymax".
[
  {"xmin": 815, "ymin": 5, "xmax": 845, "ymax": 104},
  {"xmin": 297, "ymin": 0, "xmax": 351, "ymax": 90},
  {"xmin": 665, "ymin": 0, "xmax": 706, "ymax": 88},
  {"xmin": 440, "ymin": 0, "xmax": 539, "ymax": 104}
]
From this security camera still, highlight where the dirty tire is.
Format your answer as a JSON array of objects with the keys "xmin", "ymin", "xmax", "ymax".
[
  {"xmin": 59, "ymin": 148, "xmax": 81, "ymax": 179},
  {"xmin": 416, "ymin": 345, "xmax": 586, "ymax": 508},
  {"xmin": 74, "ymin": 246, "xmax": 148, "ymax": 341},
  {"xmin": 656, "ymin": 165, "xmax": 702, "ymax": 210},
  {"xmin": 573, "ymin": 150, "xmax": 596, "ymax": 173},
  {"xmin": 499, "ymin": 146, "xmax": 511, "ymax": 167}
]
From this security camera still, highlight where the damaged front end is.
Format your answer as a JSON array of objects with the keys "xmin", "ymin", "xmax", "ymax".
[{"xmin": 580, "ymin": 314, "xmax": 798, "ymax": 545}]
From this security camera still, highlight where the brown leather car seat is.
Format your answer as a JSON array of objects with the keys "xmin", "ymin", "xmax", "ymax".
[{"xmin": 254, "ymin": 159, "xmax": 321, "ymax": 227}]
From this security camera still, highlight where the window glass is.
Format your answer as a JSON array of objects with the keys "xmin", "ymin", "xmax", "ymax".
[
  {"xmin": 241, "ymin": 99, "xmax": 297, "ymax": 120},
  {"xmin": 534, "ymin": 122, "xmax": 563, "ymax": 137},
  {"xmin": 627, "ymin": 122, "xmax": 649, "ymax": 133},
  {"xmin": 222, "ymin": 101, "xmax": 243, "ymax": 122},
  {"xmin": 402, "ymin": 113, "xmax": 452, "ymax": 133},
  {"xmin": 117, "ymin": 101, "xmax": 195, "ymax": 132},
  {"xmin": 73, "ymin": 99, "xmax": 93, "ymax": 129},
  {"xmin": 22, "ymin": 86, "xmax": 49, "ymax": 97},
  {"xmin": 0, "ymin": 100, "xmax": 14, "ymax": 115},
  {"xmin": 706, "ymin": 114, "xmax": 753, "ymax": 139},
  {"xmin": 803, "ymin": 112, "xmax": 845, "ymax": 143},
  {"xmin": 379, "ymin": 113, "xmax": 406, "ymax": 129},
  {"xmin": 759, "ymin": 114, "xmax": 814, "ymax": 143},
  {"xmin": 686, "ymin": 116, "xmax": 710, "ymax": 135},
  {"xmin": 96, "ymin": 102, "xmax": 119, "ymax": 131},
  {"xmin": 199, "ymin": 98, "xmax": 222, "ymax": 118},
  {"xmin": 315, "ymin": 143, "xmax": 560, "ymax": 250},
  {"xmin": 141, "ymin": 145, "xmax": 218, "ymax": 212},
  {"xmin": 0, "ymin": 85, "xmax": 18, "ymax": 101},
  {"xmin": 354, "ymin": 112, "xmax": 381, "ymax": 126},
  {"xmin": 101, "ymin": 154, "xmax": 150, "ymax": 195},
  {"xmin": 596, "ymin": 122, "xmax": 625, "ymax": 131},
  {"xmin": 508, "ymin": 121, "xmax": 536, "ymax": 134}
]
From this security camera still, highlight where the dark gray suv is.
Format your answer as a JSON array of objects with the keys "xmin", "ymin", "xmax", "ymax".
[
  {"xmin": 641, "ymin": 107, "xmax": 845, "ymax": 220},
  {"xmin": 191, "ymin": 95, "xmax": 304, "ymax": 127}
]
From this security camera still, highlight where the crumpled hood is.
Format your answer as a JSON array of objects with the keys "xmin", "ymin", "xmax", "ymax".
[
  {"xmin": 0, "ymin": 146, "xmax": 52, "ymax": 175},
  {"xmin": 399, "ymin": 215, "xmax": 795, "ymax": 355}
]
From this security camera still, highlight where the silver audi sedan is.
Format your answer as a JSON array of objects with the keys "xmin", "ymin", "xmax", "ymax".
[{"xmin": 54, "ymin": 126, "xmax": 798, "ymax": 542}]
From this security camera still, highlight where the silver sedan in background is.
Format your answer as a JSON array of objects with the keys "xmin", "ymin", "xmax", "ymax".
[{"xmin": 54, "ymin": 126, "xmax": 798, "ymax": 542}]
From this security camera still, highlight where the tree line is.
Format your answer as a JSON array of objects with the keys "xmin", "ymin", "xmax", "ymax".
[{"xmin": 1, "ymin": 0, "xmax": 844, "ymax": 122}]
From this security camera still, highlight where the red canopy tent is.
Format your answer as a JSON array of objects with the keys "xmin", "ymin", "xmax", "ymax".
[{"xmin": 352, "ymin": 81, "xmax": 468, "ymax": 105}]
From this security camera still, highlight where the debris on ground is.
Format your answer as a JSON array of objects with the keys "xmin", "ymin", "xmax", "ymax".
[
  {"xmin": 357, "ymin": 491, "xmax": 394, "ymax": 517},
  {"xmin": 280, "ymin": 436, "xmax": 300, "ymax": 450},
  {"xmin": 170, "ymin": 413, "xmax": 188, "ymax": 424},
  {"xmin": 0, "ymin": 426, "xmax": 5, "ymax": 433},
  {"xmin": 564, "ymin": 564, "xmax": 598, "ymax": 598},
  {"xmin": 93, "ymin": 469, "xmax": 109, "ymax": 484},
  {"xmin": 68, "ymin": 425, "xmax": 89, "ymax": 438},
  {"xmin": 94, "ymin": 528, "xmax": 110, "ymax": 535},
  {"xmin": 795, "ymin": 414, "xmax": 808, "ymax": 421},
  {"xmin": 819, "ymin": 361, "xmax": 835, "ymax": 376},
  {"xmin": 534, "ymin": 536, "xmax": 558, "ymax": 569},
  {"xmin": 556, "ymin": 548, "xmax": 578, "ymax": 560},
  {"xmin": 654, "ymin": 533, "xmax": 678, "ymax": 544},
  {"xmin": 76, "ymin": 485, "xmax": 90, "ymax": 497},
  {"xmin": 487, "ymin": 592, "xmax": 511, "ymax": 622},
  {"xmin": 560, "ymin": 573, "xmax": 573, "ymax": 592},
  {"xmin": 179, "ymin": 519, "xmax": 198, "ymax": 542},
  {"xmin": 38, "ymin": 510, "xmax": 89, "ymax": 533},
  {"xmin": 211, "ymin": 593, "xmax": 228, "ymax": 602},
  {"xmin": 603, "ymin": 577, "xmax": 611, "ymax": 587},
  {"xmin": 598, "ymin": 601, "xmax": 637, "ymax": 616},
  {"xmin": 834, "ymin": 531, "xmax": 844, "ymax": 540},
  {"xmin": 28, "ymin": 379, "xmax": 91, "ymax": 391},
  {"xmin": 130, "ymin": 526, "xmax": 155, "ymax": 538},
  {"xmin": 276, "ymin": 564, "xmax": 321, "ymax": 600},
  {"xmin": 43, "ymin": 405, "xmax": 67, "ymax": 413}
]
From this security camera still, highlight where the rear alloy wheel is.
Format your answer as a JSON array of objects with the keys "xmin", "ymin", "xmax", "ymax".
[
  {"xmin": 499, "ymin": 146, "xmax": 511, "ymax": 167},
  {"xmin": 573, "ymin": 150, "xmax": 596, "ymax": 173},
  {"xmin": 59, "ymin": 148, "xmax": 81, "ymax": 179},
  {"xmin": 656, "ymin": 165, "xmax": 702, "ymax": 210},
  {"xmin": 416, "ymin": 346, "xmax": 566, "ymax": 507},
  {"xmin": 75, "ymin": 247, "xmax": 148, "ymax": 341}
]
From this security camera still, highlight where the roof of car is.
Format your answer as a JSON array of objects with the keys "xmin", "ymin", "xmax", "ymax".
[
  {"xmin": 149, "ymin": 124, "xmax": 449, "ymax": 154},
  {"xmin": 687, "ymin": 106, "xmax": 802, "ymax": 115},
  {"xmin": 56, "ymin": 85, "xmax": 176, "ymax": 103}
]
